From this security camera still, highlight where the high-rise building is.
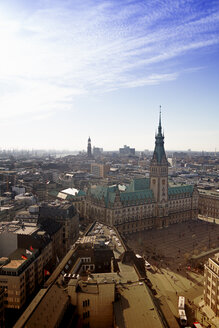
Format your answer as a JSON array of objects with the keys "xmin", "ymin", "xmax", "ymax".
[{"xmin": 87, "ymin": 137, "xmax": 92, "ymax": 158}]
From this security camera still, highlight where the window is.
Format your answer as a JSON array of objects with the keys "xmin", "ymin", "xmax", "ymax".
[
  {"xmin": 83, "ymin": 310, "xmax": 90, "ymax": 319},
  {"xmin": 83, "ymin": 299, "xmax": 90, "ymax": 307}
]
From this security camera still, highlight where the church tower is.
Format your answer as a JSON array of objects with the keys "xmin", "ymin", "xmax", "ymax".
[
  {"xmin": 87, "ymin": 137, "xmax": 92, "ymax": 158},
  {"xmin": 150, "ymin": 108, "xmax": 168, "ymax": 218}
]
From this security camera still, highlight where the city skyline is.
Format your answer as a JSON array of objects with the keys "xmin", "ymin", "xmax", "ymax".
[{"xmin": 0, "ymin": 0, "xmax": 219, "ymax": 151}]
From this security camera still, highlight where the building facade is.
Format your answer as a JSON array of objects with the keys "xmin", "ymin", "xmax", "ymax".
[
  {"xmin": 84, "ymin": 114, "xmax": 199, "ymax": 233},
  {"xmin": 119, "ymin": 145, "xmax": 135, "ymax": 156},
  {"xmin": 198, "ymin": 190, "xmax": 219, "ymax": 220},
  {"xmin": 0, "ymin": 287, "xmax": 4, "ymax": 327},
  {"xmin": 39, "ymin": 203, "xmax": 79, "ymax": 253},
  {"xmin": 91, "ymin": 163, "xmax": 110, "ymax": 178},
  {"xmin": 0, "ymin": 248, "xmax": 45, "ymax": 309},
  {"xmin": 68, "ymin": 278, "xmax": 115, "ymax": 328},
  {"xmin": 203, "ymin": 253, "xmax": 219, "ymax": 316}
]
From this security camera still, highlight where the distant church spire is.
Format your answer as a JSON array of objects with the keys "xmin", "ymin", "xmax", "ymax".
[{"xmin": 87, "ymin": 137, "xmax": 92, "ymax": 158}]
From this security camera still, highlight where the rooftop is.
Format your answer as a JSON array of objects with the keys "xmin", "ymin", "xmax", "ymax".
[
  {"xmin": 0, "ymin": 221, "xmax": 39, "ymax": 235},
  {"xmin": 0, "ymin": 247, "xmax": 38, "ymax": 273},
  {"xmin": 114, "ymin": 283, "xmax": 164, "ymax": 328},
  {"xmin": 14, "ymin": 284, "xmax": 69, "ymax": 328}
]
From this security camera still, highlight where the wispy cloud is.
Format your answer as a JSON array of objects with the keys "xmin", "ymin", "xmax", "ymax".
[{"xmin": 0, "ymin": 0, "xmax": 219, "ymax": 119}]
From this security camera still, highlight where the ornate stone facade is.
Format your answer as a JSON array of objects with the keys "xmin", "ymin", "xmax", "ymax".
[{"xmin": 84, "ymin": 114, "xmax": 199, "ymax": 233}]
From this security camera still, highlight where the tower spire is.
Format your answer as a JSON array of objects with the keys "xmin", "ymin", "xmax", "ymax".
[
  {"xmin": 158, "ymin": 105, "xmax": 162, "ymax": 134},
  {"xmin": 87, "ymin": 136, "xmax": 92, "ymax": 158}
]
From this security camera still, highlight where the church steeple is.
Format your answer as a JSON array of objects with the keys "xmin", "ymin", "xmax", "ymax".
[{"xmin": 87, "ymin": 137, "xmax": 92, "ymax": 158}]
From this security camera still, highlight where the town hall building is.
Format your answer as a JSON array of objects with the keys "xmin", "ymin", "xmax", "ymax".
[{"xmin": 84, "ymin": 113, "xmax": 199, "ymax": 234}]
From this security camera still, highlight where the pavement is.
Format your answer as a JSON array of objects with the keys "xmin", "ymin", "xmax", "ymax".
[
  {"xmin": 126, "ymin": 220, "xmax": 219, "ymax": 328},
  {"xmin": 146, "ymin": 265, "xmax": 219, "ymax": 328}
]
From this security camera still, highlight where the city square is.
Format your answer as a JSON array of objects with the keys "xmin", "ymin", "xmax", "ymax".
[{"xmin": 126, "ymin": 219, "xmax": 219, "ymax": 327}]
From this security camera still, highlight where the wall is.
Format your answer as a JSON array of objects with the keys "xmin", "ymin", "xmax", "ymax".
[{"xmin": 0, "ymin": 233, "xmax": 17, "ymax": 257}]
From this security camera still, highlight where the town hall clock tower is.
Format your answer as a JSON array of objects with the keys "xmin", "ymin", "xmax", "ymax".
[{"xmin": 150, "ymin": 108, "xmax": 169, "ymax": 222}]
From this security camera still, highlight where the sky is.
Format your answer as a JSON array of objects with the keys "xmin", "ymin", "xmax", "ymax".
[{"xmin": 0, "ymin": 0, "xmax": 219, "ymax": 152}]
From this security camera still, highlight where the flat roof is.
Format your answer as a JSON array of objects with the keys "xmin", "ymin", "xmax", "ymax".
[
  {"xmin": 0, "ymin": 248, "xmax": 38, "ymax": 272},
  {"xmin": 114, "ymin": 283, "xmax": 164, "ymax": 328},
  {"xmin": 3, "ymin": 259, "xmax": 25, "ymax": 270}
]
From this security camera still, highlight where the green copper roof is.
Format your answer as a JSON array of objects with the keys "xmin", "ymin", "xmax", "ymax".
[
  {"xmin": 77, "ymin": 190, "xmax": 86, "ymax": 196},
  {"xmin": 126, "ymin": 178, "xmax": 150, "ymax": 192},
  {"xmin": 89, "ymin": 181, "xmax": 194, "ymax": 207},
  {"xmin": 89, "ymin": 185, "xmax": 117, "ymax": 207},
  {"xmin": 121, "ymin": 189, "xmax": 154, "ymax": 204},
  {"xmin": 168, "ymin": 185, "xmax": 194, "ymax": 196},
  {"xmin": 89, "ymin": 182, "xmax": 154, "ymax": 207},
  {"xmin": 48, "ymin": 190, "xmax": 60, "ymax": 197}
]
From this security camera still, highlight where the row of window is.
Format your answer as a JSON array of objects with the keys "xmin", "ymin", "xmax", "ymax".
[
  {"xmin": 83, "ymin": 310, "xmax": 90, "ymax": 319},
  {"xmin": 81, "ymin": 258, "xmax": 91, "ymax": 263},
  {"xmin": 83, "ymin": 299, "xmax": 90, "ymax": 307},
  {"xmin": 115, "ymin": 206, "xmax": 154, "ymax": 214}
]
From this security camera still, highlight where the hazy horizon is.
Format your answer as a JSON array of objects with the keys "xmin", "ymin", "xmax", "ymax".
[{"xmin": 0, "ymin": 146, "xmax": 218, "ymax": 154}]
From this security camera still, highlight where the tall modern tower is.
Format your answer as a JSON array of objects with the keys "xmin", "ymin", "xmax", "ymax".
[
  {"xmin": 87, "ymin": 137, "xmax": 92, "ymax": 158},
  {"xmin": 150, "ymin": 108, "xmax": 169, "ymax": 220}
]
